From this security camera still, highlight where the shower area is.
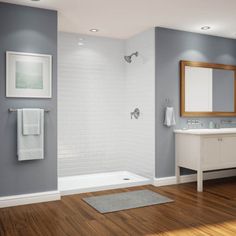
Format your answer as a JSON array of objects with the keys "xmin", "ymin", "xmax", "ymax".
[{"xmin": 58, "ymin": 29, "xmax": 155, "ymax": 195}]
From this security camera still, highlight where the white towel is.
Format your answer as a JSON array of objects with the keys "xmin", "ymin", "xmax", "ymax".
[
  {"xmin": 164, "ymin": 107, "xmax": 176, "ymax": 127},
  {"xmin": 23, "ymin": 109, "xmax": 41, "ymax": 135},
  {"xmin": 17, "ymin": 109, "xmax": 44, "ymax": 161}
]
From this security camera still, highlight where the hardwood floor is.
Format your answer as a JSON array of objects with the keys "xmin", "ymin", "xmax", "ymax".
[{"xmin": 1, "ymin": 177, "xmax": 236, "ymax": 236}]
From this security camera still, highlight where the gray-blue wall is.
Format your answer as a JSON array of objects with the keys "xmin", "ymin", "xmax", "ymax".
[
  {"xmin": 155, "ymin": 27, "xmax": 236, "ymax": 178},
  {"xmin": 0, "ymin": 3, "xmax": 57, "ymax": 196}
]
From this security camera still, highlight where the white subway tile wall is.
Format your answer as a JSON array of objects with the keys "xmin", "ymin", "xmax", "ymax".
[
  {"xmin": 58, "ymin": 29, "xmax": 155, "ymax": 178},
  {"xmin": 124, "ymin": 29, "xmax": 155, "ymax": 177}
]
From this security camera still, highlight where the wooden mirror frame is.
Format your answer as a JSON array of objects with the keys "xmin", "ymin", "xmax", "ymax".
[{"xmin": 180, "ymin": 60, "xmax": 236, "ymax": 117}]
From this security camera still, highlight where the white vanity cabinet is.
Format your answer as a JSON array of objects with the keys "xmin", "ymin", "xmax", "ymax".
[{"xmin": 175, "ymin": 129, "xmax": 236, "ymax": 192}]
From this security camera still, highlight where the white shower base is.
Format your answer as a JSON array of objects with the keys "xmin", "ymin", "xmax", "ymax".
[{"xmin": 58, "ymin": 171, "xmax": 151, "ymax": 196}]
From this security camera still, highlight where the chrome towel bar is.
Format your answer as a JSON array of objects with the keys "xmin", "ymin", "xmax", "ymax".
[{"xmin": 8, "ymin": 108, "xmax": 50, "ymax": 112}]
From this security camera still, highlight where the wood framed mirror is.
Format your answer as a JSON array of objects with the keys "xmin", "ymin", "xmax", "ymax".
[{"xmin": 180, "ymin": 60, "xmax": 236, "ymax": 117}]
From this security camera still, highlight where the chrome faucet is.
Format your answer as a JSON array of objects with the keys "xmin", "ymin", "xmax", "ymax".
[{"xmin": 186, "ymin": 119, "xmax": 202, "ymax": 129}]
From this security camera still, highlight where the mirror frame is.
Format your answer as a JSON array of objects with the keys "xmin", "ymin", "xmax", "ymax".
[{"xmin": 180, "ymin": 60, "xmax": 236, "ymax": 117}]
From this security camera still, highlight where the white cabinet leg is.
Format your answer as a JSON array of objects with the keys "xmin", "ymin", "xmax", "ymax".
[
  {"xmin": 176, "ymin": 166, "xmax": 180, "ymax": 184},
  {"xmin": 197, "ymin": 170, "xmax": 203, "ymax": 192}
]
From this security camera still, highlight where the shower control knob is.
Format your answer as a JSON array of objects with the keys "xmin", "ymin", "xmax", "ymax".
[{"xmin": 131, "ymin": 108, "xmax": 140, "ymax": 119}]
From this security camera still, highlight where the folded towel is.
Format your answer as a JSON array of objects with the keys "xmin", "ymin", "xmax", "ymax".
[
  {"xmin": 23, "ymin": 109, "xmax": 41, "ymax": 135},
  {"xmin": 17, "ymin": 109, "xmax": 44, "ymax": 161},
  {"xmin": 164, "ymin": 107, "xmax": 176, "ymax": 127}
]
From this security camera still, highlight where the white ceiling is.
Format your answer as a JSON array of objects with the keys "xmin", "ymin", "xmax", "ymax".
[{"xmin": 2, "ymin": 0, "xmax": 236, "ymax": 39}]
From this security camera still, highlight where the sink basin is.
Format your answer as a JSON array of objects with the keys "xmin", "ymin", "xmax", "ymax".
[{"xmin": 174, "ymin": 128, "xmax": 236, "ymax": 135}]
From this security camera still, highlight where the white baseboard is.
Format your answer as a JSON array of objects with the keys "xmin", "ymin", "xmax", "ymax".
[
  {"xmin": 0, "ymin": 190, "xmax": 61, "ymax": 208},
  {"xmin": 1, "ymin": 169, "xmax": 235, "ymax": 208},
  {"xmin": 154, "ymin": 169, "xmax": 236, "ymax": 187}
]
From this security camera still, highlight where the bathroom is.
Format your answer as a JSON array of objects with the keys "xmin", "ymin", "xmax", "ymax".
[{"xmin": 0, "ymin": 1, "xmax": 236, "ymax": 235}]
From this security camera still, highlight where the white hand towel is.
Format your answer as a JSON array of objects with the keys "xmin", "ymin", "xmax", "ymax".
[
  {"xmin": 23, "ymin": 109, "xmax": 41, "ymax": 135},
  {"xmin": 17, "ymin": 109, "xmax": 44, "ymax": 161},
  {"xmin": 164, "ymin": 107, "xmax": 176, "ymax": 127}
]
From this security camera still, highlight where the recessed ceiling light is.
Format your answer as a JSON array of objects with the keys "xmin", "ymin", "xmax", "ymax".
[
  {"xmin": 78, "ymin": 42, "xmax": 84, "ymax": 46},
  {"xmin": 90, "ymin": 29, "xmax": 99, "ymax": 32},
  {"xmin": 201, "ymin": 26, "xmax": 211, "ymax": 30}
]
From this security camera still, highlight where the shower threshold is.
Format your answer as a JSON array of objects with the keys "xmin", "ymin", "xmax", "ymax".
[{"xmin": 58, "ymin": 171, "xmax": 151, "ymax": 196}]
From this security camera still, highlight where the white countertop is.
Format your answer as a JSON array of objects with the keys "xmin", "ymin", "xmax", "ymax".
[{"xmin": 174, "ymin": 128, "xmax": 236, "ymax": 135}]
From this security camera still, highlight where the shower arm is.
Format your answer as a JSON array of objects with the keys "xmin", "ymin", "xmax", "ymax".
[{"xmin": 131, "ymin": 52, "xmax": 138, "ymax": 57}]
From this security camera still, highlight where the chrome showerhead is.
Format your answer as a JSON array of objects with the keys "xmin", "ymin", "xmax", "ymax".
[
  {"xmin": 124, "ymin": 55, "xmax": 132, "ymax": 63},
  {"xmin": 124, "ymin": 51, "xmax": 138, "ymax": 63}
]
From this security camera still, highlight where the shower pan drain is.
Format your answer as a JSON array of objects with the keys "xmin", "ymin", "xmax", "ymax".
[{"xmin": 123, "ymin": 178, "xmax": 130, "ymax": 181}]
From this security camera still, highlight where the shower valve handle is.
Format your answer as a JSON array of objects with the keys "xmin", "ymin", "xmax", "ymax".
[{"xmin": 131, "ymin": 108, "xmax": 140, "ymax": 119}]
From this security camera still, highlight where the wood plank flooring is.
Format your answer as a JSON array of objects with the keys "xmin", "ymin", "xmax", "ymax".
[{"xmin": 0, "ymin": 177, "xmax": 236, "ymax": 236}]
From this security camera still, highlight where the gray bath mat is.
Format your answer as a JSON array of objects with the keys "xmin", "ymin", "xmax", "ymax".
[{"xmin": 83, "ymin": 190, "xmax": 174, "ymax": 213}]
